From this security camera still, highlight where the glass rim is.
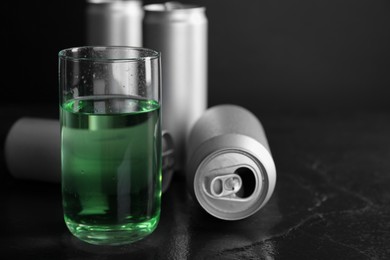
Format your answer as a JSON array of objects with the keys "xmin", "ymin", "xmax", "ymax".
[{"xmin": 58, "ymin": 46, "xmax": 160, "ymax": 62}]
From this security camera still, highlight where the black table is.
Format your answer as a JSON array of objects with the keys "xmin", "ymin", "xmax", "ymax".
[{"xmin": 1, "ymin": 105, "xmax": 389, "ymax": 259}]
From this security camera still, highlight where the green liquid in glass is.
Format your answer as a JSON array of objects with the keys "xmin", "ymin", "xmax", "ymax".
[{"xmin": 61, "ymin": 96, "xmax": 161, "ymax": 245}]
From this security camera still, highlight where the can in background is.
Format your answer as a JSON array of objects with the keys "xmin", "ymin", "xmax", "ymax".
[
  {"xmin": 143, "ymin": 2, "xmax": 208, "ymax": 173},
  {"xmin": 86, "ymin": 0, "xmax": 143, "ymax": 46},
  {"xmin": 186, "ymin": 105, "xmax": 277, "ymax": 220},
  {"xmin": 5, "ymin": 117, "xmax": 175, "ymax": 193}
]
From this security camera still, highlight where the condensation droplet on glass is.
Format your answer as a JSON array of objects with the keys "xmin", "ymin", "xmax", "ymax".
[
  {"xmin": 80, "ymin": 170, "xmax": 85, "ymax": 175},
  {"xmin": 93, "ymin": 73, "xmax": 96, "ymax": 78}
]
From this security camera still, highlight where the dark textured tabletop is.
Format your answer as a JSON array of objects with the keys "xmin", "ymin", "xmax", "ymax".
[{"xmin": 1, "ymin": 105, "xmax": 389, "ymax": 259}]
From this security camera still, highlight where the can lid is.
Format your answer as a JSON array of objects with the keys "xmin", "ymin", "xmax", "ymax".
[
  {"xmin": 194, "ymin": 149, "xmax": 267, "ymax": 220},
  {"xmin": 87, "ymin": 0, "xmax": 141, "ymax": 3},
  {"xmin": 144, "ymin": 2, "xmax": 205, "ymax": 12},
  {"xmin": 189, "ymin": 134, "xmax": 276, "ymax": 220}
]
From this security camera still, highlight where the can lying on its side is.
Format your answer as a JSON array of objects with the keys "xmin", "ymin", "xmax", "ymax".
[
  {"xmin": 186, "ymin": 105, "xmax": 277, "ymax": 220},
  {"xmin": 5, "ymin": 118, "xmax": 175, "ymax": 193},
  {"xmin": 143, "ymin": 2, "xmax": 208, "ymax": 172}
]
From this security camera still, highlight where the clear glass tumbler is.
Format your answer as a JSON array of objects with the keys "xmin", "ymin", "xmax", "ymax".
[{"xmin": 58, "ymin": 46, "xmax": 162, "ymax": 245}]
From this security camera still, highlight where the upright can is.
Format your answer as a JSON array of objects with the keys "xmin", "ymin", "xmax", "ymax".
[
  {"xmin": 143, "ymin": 2, "xmax": 208, "ymax": 172},
  {"xmin": 86, "ymin": 0, "xmax": 143, "ymax": 46},
  {"xmin": 187, "ymin": 105, "xmax": 277, "ymax": 220}
]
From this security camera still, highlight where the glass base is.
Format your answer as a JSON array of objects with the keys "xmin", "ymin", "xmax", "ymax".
[{"xmin": 65, "ymin": 217, "xmax": 159, "ymax": 246}]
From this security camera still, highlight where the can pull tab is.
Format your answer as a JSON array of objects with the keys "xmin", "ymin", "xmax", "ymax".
[{"xmin": 210, "ymin": 174, "xmax": 242, "ymax": 198}]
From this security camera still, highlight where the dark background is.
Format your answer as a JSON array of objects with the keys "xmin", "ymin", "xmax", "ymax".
[
  {"xmin": 2, "ymin": 1, "xmax": 390, "ymax": 258},
  {"xmin": 3, "ymin": 0, "xmax": 390, "ymax": 114}
]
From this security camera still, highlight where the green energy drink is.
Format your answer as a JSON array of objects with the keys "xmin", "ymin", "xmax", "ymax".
[{"xmin": 61, "ymin": 96, "xmax": 161, "ymax": 245}]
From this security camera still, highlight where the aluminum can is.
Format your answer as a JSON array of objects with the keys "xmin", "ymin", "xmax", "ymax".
[
  {"xmin": 86, "ymin": 0, "xmax": 143, "ymax": 46},
  {"xmin": 143, "ymin": 2, "xmax": 208, "ymax": 173},
  {"xmin": 5, "ymin": 117, "xmax": 175, "ymax": 192},
  {"xmin": 186, "ymin": 105, "xmax": 277, "ymax": 220}
]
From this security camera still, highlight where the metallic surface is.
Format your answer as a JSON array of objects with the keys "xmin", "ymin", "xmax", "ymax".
[
  {"xmin": 86, "ymin": 0, "xmax": 143, "ymax": 46},
  {"xmin": 5, "ymin": 118, "xmax": 60, "ymax": 183},
  {"xmin": 4, "ymin": 118, "xmax": 175, "ymax": 192},
  {"xmin": 161, "ymin": 131, "xmax": 175, "ymax": 192},
  {"xmin": 2, "ymin": 108, "xmax": 390, "ymax": 259},
  {"xmin": 187, "ymin": 105, "xmax": 277, "ymax": 220},
  {"xmin": 143, "ymin": 2, "xmax": 208, "ymax": 171}
]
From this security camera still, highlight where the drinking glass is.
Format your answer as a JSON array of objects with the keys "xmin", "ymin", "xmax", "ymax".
[{"xmin": 58, "ymin": 46, "xmax": 161, "ymax": 245}]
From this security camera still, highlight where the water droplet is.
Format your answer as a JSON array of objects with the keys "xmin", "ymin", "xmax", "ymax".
[{"xmin": 80, "ymin": 170, "xmax": 85, "ymax": 175}]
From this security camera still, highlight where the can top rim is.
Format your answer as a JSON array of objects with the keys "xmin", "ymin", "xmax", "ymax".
[
  {"xmin": 87, "ymin": 0, "xmax": 141, "ymax": 4},
  {"xmin": 58, "ymin": 46, "xmax": 160, "ymax": 62},
  {"xmin": 193, "ymin": 148, "xmax": 267, "ymax": 220},
  {"xmin": 144, "ymin": 3, "xmax": 205, "ymax": 12}
]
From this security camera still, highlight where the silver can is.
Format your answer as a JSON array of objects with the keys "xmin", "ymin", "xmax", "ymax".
[
  {"xmin": 186, "ymin": 105, "xmax": 277, "ymax": 220},
  {"xmin": 86, "ymin": 0, "xmax": 143, "ymax": 46},
  {"xmin": 5, "ymin": 118, "xmax": 175, "ymax": 192},
  {"xmin": 143, "ymin": 2, "xmax": 208, "ymax": 172}
]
